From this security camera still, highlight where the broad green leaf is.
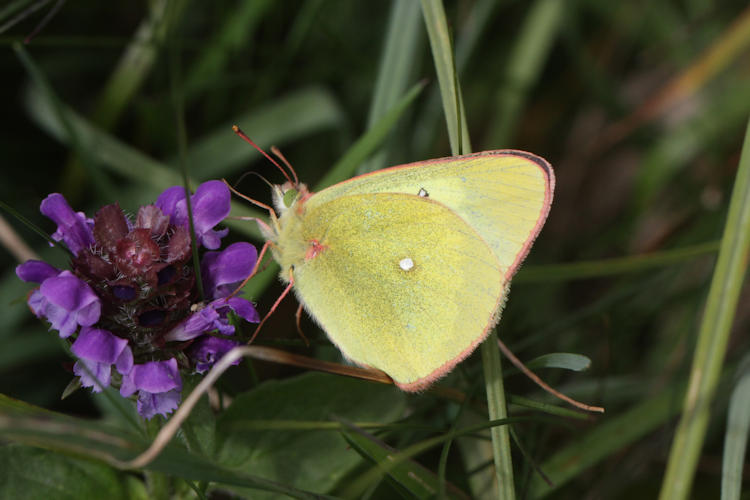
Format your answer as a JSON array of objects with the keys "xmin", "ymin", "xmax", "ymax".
[
  {"xmin": 215, "ymin": 372, "xmax": 407, "ymax": 498},
  {"xmin": 0, "ymin": 444, "xmax": 135, "ymax": 500}
]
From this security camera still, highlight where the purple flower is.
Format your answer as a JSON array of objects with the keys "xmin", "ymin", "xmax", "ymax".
[
  {"xmin": 188, "ymin": 336, "xmax": 240, "ymax": 374},
  {"xmin": 71, "ymin": 327, "xmax": 133, "ymax": 392},
  {"xmin": 164, "ymin": 297, "xmax": 259, "ymax": 342},
  {"xmin": 40, "ymin": 193, "xmax": 94, "ymax": 255},
  {"xmin": 120, "ymin": 358, "xmax": 182, "ymax": 419},
  {"xmin": 18, "ymin": 267, "xmax": 101, "ymax": 338},
  {"xmin": 156, "ymin": 180, "xmax": 230, "ymax": 249},
  {"xmin": 17, "ymin": 181, "xmax": 259, "ymax": 419},
  {"xmin": 201, "ymin": 242, "xmax": 257, "ymax": 299}
]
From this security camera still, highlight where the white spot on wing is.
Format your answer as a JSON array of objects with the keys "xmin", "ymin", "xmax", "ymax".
[
  {"xmin": 418, "ymin": 187, "xmax": 429, "ymax": 197},
  {"xmin": 399, "ymin": 257, "xmax": 415, "ymax": 271}
]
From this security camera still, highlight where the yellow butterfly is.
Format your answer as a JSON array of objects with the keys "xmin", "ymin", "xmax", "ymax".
[{"xmin": 246, "ymin": 137, "xmax": 554, "ymax": 391}]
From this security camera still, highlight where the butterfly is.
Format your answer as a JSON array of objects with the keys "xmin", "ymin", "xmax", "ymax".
[{"xmin": 241, "ymin": 133, "xmax": 554, "ymax": 391}]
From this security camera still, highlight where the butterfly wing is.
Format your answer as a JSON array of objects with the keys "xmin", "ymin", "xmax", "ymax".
[
  {"xmin": 307, "ymin": 151, "xmax": 554, "ymax": 281},
  {"xmin": 290, "ymin": 192, "xmax": 504, "ymax": 390}
]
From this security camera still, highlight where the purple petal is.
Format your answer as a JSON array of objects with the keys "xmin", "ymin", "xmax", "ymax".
[
  {"xmin": 71, "ymin": 327, "xmax": 129, "ymax": 364},
  {"xmin": 42, "ymin": 301, "xmax": 80, "ymax": 338},
  {"xmin": 201, "ymin": 242, "xmax": 257, "ymax": 299},
  {"xmin": 16, "ymin": 260, "xmax": 60, "ymax": 283},
  {"xmin": 162, "ymin": 295, "xmax": 258, "ymax": 342},
  {"xmin": 163, "ymin": 305, "xmax": 221, "ymax": 341},
  {"xmin": 71, "ymin": 327, "xmax": 131, "ymax": 392},
  {"xmin": 73, "ymin": 358, "xmax": 112, "ymax": 393},
  {"xmin": 137, "ymin": 389, "xmax": 181, "ymax": 419},
  {"xmin": 155, "ymin": 186, "xmax": 186, "ymax": 220},
  {"xmin": 120, "ymin": 359, "xmax": 182, "ymax": 419},
  {"xmin": 116, "ymin": 344, "xmax": 134, "ymax": 375},
  {"xmin": 128, "ymin": 358, "xmax": 182, "ymax": 394},
  {"xmin": 154, "ymin": 182, "xmax": 230, "ymax": 249},
  {"xmin": 190, "ymin": 181, "xmax": 231, "ymax": 249},
  {"xmin": 219, "ymin": 297, "xmax": 260, "ymax": 323},
  {"xmin": 189, "ymin": 336, "xmax": 240, "ymax": 374},
  {"xmin": 35, "ymin": 271, "xmax": 101, "ymax": 338},
  {"xmin": 40, "ymin": 193, "xmax": 94, "ymax": 255}
]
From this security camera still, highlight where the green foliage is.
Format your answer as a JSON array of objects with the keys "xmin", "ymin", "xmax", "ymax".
[
  {"xmin": 215, "ymin": 373, "xmax": 406, "ymax": 497},
  {"xmin": 2, "ymin": 1, "xmax": 750, "ymax": 498}
]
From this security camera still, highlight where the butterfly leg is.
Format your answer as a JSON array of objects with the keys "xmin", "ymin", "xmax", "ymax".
[
  {"xmin": 226, "ymin": 240, "xmax": 272, "ymax": 300},
  {"xmin": 248, "ymin": 267, "xmax": 295, "ymax": 343},
  {"xmin": 295, "ymin": 303, "xmax": 309, "ymax": 347}
]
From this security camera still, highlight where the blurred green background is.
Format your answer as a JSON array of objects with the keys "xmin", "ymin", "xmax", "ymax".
[{"xmin": 1, "ymin": 0, "xmax": 750, "ymax": 498}]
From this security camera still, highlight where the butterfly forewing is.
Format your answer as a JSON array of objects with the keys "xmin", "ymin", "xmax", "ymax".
[{"xmin": 307, "ymin": 151, "xmax": 553, "ymax": 280}]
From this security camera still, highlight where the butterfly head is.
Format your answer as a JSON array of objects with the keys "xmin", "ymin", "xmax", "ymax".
[{"xmin": 272, "ymin": 181, "xmax": 311, "ymax": 217}]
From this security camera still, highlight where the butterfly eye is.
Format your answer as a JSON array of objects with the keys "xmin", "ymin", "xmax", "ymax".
[{"xmin": 283, "ymin": 188, "xmax": 300, "ymax": 207}]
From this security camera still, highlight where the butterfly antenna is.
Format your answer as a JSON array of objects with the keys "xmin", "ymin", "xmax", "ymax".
[
  {"xmin": 234, "ymin": 170, "xmax": 273, "ymax": 191},
  {"xmin": 223, "ymin": 178, "xmax": 275, "ymax": 216},
  {"xmin": 496, "ymin": 337, "xmax": 605, "ymax": 414},
  {"xmin": 270, "ymin": 145, "xmax": 299, "ymax": 187},
  {"xmin": 232, "ymin": 125, "xmax": 293, "ymax": 185}
]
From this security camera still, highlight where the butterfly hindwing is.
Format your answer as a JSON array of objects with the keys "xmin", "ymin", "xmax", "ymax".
[{"xmin": 290, "ymin": 192, "xmax": 504, "ymax": 390}]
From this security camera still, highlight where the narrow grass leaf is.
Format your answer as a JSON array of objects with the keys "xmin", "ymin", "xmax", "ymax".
[
  {"xmin": 528, "ymin": 379, "xmax": 687, "ymax": 498},
  {"xmin": 517, "ymin": 241, "xmax": 719, "ymax": 283},
  {"xmin": 314, "ymin": 81, "xmax": 425, "ymax": 190},
  {"xmin": 721, "ymin": 356, "xmax": 750, "ymax": 500},
  {"xmin": 186, "ymin": 87, "xmax": 344, "ymax": 179},
  {"xmin": 487, "ymin": 0, "xmax": 564, "ymax": 146},
  {"xmin": 359, "ymin": 0, "xmax": 423, "ymax": 174},
  {"xmin": 658, "ymin": 116, "xmax": 750, "ymax": 499},
  {"xmin": 341, "ymin": 427, "xmax": 470, "ymax": 499},
  {"xmin": 420, "ymin": 1, "xmax": 513, "ymax": 497}
]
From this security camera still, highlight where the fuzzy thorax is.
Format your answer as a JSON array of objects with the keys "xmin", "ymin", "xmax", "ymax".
[{"xmin": 265, "ymin": 182, "xmax": 312, "ymax": 283}]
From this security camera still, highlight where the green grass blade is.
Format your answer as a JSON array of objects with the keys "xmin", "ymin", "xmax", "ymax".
[
  {"xmin": 187, "ymin": 87, "xmax": 344, "ymax": 179},
  {"xmin": 517, "ymin": 241, "xmax": 719, "ymax": 283},
  {"xmin": 420, "ymin": 1, "xmax": 514, "ymax": 497},
  {"xmin": 721, "ymin": 357, "xmax": 750, "ymax": 500},
  {"xmin": 359, "ymin": 0, "xmax": 422, "ymax": 174},
  {"xmin": 414, "ymin": 0, "xmax": 497, "ymax": 155},
  {"xmin": 91, "ymin": 0, "xmax": 179, "ymax": 129},
  {"xmin": 528, "ymin": 379, "xmax": 687, "ymax": 498},
  {"xmin": 182, "ymin": 0, "xmax": 272, "ymax": 98},
  {"xmin": 314, "ymin": 81, "xmax": 425, "ymax": 190},
  {"xmin": 419, "ymin": 0, "xmax": 471, "ymax": 154},
  {"xmin": 480, "ymin": 333, "xmax": 515, "ymax": 498},
  {"xmin": 341, "ymin": 415, "xmax": 530, "ymax": 498},
  {"xmin": 486, "ymin": 0, "xmax": 564, "ymax": 146},
  {"xmin": 658, "ymin": 116, "xmax": 750, "ymax": 499},
  {"xmin": 341, "ymin": 428, "xmax": 470, "ymax": 499},
  {"xmin": 14, "ymin": 42, "xmax": 116, "ymax": 200},
  {"xmin": 0, "ymin": 0, "xmax": 50, "ymax": 34}
]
